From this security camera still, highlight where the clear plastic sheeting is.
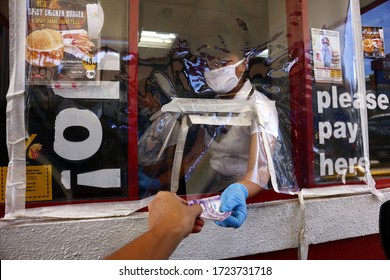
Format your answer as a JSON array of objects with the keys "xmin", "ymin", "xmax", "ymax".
[
  {"xmin": 157, "ymin": 96, "xmax": 298, "ymax": 195},
  {"xmin": 137, "ymin": 0, "xmax": 301, "ymax": 197},
  {"xmin": 158, "ymin": 96, "xmax": 297, "ymax": 195},
  {"xmin": 5, "ymin": 1, "xmax": 27, "ymax": 216},
  {"xmin": 0, "ymin": 10, "xmax": 9, "ymax": 213},
  {"xmin": 307, "ymin": 0, "xmax": 376, "ymax": 189},
  {"xmin": 4, "ymin": 0, "xmax": 142, "ymax": 218},
  {"xmin": 139, "ymin": 94, "xmax": 300, "ymax": 196},
  {"xmin": 3, "ymin": 0, "xmax": 383, "ymax": 219},
  {"xmin": 138, "ymin": 110, "xmax": 181, "ymax": 197},
  {"xmin": 136, "ymin": 0, "xmax": 378, "ymax": 198},
  {"xmin": 22, "ymin": 0, "xmax": 131, "ymax": 203}
]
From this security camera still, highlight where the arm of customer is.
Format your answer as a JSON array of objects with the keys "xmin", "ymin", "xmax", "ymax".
[{"xmin": 105, "ymin": 191, "xmax": 204, "ymax": 260}]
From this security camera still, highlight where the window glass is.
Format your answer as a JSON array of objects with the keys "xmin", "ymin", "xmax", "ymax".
[
  {"xmin": 0, "ymin": 15, "xmax": 9, "ymax": 207},
  {"xmin": 137, "ymin": 0, "xmax": 299, "ymax": 197},
  {"xmin": 361, "ymin": 0, "xmax": 390, "ymax": 182},
  {"xmin": 22, "ymin": 0, "xmax": 135, "ymax": 204},
  {"xmin": 5, "ymin": 0, "xmax": 382, "ymax": 215},
  {"xmin": 305, "ymin": 0, "xmax": 373, "ymax": 186}
]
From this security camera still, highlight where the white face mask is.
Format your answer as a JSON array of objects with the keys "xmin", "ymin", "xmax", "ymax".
[{"xmin": 204, "ymin": 58, "xmax": 245, "ymax": 94}]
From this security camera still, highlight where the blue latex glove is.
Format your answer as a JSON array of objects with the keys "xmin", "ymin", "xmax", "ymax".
[
  {"xmin": 138, "ymin": 170, "xmax": 162, "ymax": 197},
  {"xmin": 215, "ymin": 183, "xmax": 249, "ymax": 228}
]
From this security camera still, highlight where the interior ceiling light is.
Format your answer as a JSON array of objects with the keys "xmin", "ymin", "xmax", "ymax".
[{"xmin": 138, "ymin": 30, "xmax": 177, "ymax": 49}]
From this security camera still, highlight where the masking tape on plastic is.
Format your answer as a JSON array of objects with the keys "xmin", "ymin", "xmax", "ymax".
[
  {"xmin": 188, "ymin": 114, "xmax": 251, "ymax": 126},
  {"xmin": 161, "ymin": 98, "xmax": 252, "ymax": 114},
  {"xmin": 170, "ymin": 115, "xmax": 190, "ymax": 192},
  {"xmin": 3, "ymin": 195, "xmax": 155, "ymax": 220},
  {"xmin": 53, "ymin": 81, "xmax": 120, "ymax": 99},
  {"xmin": 5, "ymin": 0, "xmax": 27, "ymax": 216}
]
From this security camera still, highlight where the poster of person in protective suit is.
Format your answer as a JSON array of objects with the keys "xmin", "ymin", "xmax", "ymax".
[{"xmin": 311, "ymin": 28, "xmax": 343, "ymax": 84}]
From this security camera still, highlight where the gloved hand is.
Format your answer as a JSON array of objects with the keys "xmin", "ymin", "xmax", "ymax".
[
  {"xmin": 138, "ymin": 170, "xmax": 162, "ymax": 197},
  {"xmin": 215, "ymin": 183, "xmax": 248, "ymax": 228}
]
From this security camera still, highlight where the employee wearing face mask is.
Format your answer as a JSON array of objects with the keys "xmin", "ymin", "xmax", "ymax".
[{"xmin": 203, "ymin": 53, "xmax": 279, "ymax": 228}]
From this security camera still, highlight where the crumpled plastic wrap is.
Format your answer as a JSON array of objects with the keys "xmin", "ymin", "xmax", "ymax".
[{"xmin": 138, "ymin": 89, "xmax": 300, "ymax": 196}]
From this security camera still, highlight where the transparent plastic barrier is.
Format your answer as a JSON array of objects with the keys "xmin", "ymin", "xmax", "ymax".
[
  {"xmin": 4, "ymin": 0, "xmax": 383, "ymax": 218},
  {"xmin": 5, "ymin": 0, "xmax": 139, "ymax": 218},
  {"xmin": 137, "ymin": 0, "xmax": 300, "ymax": 198}
]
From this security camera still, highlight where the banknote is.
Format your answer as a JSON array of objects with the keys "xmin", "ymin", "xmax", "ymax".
[{"xmin": 188, "ymin": 195, "xmax": 232, "ymax": 221}]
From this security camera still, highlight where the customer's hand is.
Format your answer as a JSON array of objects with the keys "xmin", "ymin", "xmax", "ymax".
[
  {"xmin": 105, "ymin": 191, "xmax": 204, "ymax": 260},
  {"xmin": 148, "ymin": 191, "xmax": 204, "ymax": 238}
]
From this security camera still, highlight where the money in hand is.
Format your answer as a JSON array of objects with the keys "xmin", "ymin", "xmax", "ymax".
[{"xmin": 188, "ymin": 195, "xmax": 232, "ymax": 221}]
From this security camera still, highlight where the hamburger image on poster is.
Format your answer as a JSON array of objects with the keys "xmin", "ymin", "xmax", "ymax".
[{"xmin": 26, "ymin": 29, "xmax": 64, "ymax": 67}]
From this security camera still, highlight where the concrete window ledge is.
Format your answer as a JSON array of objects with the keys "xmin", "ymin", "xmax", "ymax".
[{"xmin": 1, "ymin": 189, "xmax": 389, "ymax": 260}]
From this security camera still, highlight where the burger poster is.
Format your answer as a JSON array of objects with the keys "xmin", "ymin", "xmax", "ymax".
[
  {"xmin": 26, "ymin": 0, "xmax": 106, "ymax": 85},
  {"xmin": 362, "ymin": 26, "xmax": 385, "ymax": 58},
  {"xmin": 23, "ymin": 0, "xmax": 131, "ymax": 203},
  {"xmin": 311, "ymin": 28, "xmax": 343, "ymax": 84}
]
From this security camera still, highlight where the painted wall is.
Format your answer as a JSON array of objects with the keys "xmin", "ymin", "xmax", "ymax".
[{"xmin": 1, "ymin": 190, "xmax": 389, "ymax": 260}]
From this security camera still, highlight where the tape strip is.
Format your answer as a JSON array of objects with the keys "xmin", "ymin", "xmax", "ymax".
[
  {"xmin": 157, "ymin": 112, "xmax": 180, "ymax": 159},
  {"xmin": 5, "ymin": 0, "xmax": 27, "ymax": 216},
  {"xmin": 188, "ymin": 114, "xmax": 251, "ymax": 126},
  {"xmin": 351, "ymin": 0, "xmax": 384, "ymax": 202},
  {"xmin": 298, "ymin": 191, "xmax": 309, "ymax": 260},
  {"xmin": 3, "ymin": 195, "xmax": 155, "ymax": 220},
  {"xmin": 170, "ymin": 115, "xmax": 190, "ymax": 192},
  {"xmin": 161, "ymin": 98, "xmax": 252, "ymax": 114},
  {"xmin": 53, "ymin": 81, "xmax": 120, "ymax": 99}
]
